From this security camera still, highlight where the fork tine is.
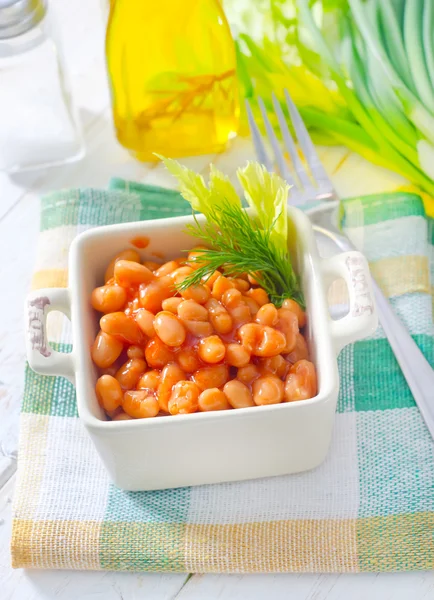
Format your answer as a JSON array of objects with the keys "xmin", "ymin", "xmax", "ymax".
[
  {"xmin": 245, "ymin": 100, "xmax": 273, "ymax": 172},
  {"xmin": 283, "ymin": 89, "xmax": 335, "ymax": 194},
  {"xmin": 271, "ymin": 92, "xmax": 312, "ymax": 190},
  {"xmin": 257, "ymin": 97, "xmax": 297, "ymax": 188}
]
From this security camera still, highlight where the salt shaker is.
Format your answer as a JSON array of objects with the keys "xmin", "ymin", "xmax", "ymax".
[{"xmin": 0, "ymin": 0, "xmax": 84, "ymax": 172}]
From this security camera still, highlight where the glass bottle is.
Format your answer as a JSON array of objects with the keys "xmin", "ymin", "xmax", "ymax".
[
  {"xmin": 0, "ymin": 0, "xmax": 84, "ymax": 172},
  {"xmin": 106, "ymin": 0, "xmax": 239, "ymax": 162}
]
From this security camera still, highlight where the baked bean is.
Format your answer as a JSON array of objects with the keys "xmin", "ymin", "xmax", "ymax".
[
  {"xmin": 252, "ymin": 375, "xmax": 284, "ymax": 405},
  {"xmin": 168, "ymin": 381, "xmax": 200, "ymax": 415},
  {"xmin": 221, "ymin": 289, "xmax": 251, "ymax": 324},
  {"xmin": 139, "ymin": 279, "xmax": 173, "ymax": 313},
  {"xmin": 93, "ymin": 245, "xmax": 318, "ymax": 421},
  {"xmin": 237, "ymin": 364, "xmax": 260, "ymax": 385},
  {"xmin": 286, "ymin": 333, "xmax": 309, "ymax": 364},
  {"xmin": 276, "ymin": 308, "xmax": 299, "ymax": 353},
  {"xmin": 243, "ymin": 296, "xmax": 260, "ymax": 316},
  {"xmin": 123, "ymin": 390, "xmax": 160, "ymax": 418},
  {"xmin": 223, "ymin": 380, "xmax": 255, "ymax": 409},
  {"xmin": 114, "ymin": 260, "xmax": 155, "ymax": 287},
  {"xmin": 254, "ymin": 326, "xmax": 287, "ymax": 357},
  {"xmin": 255, "ymin": 303, "xmax": 278, "ymax": 327},
  {"xmin": 205, "ymin": 298, "xmax": 233, "ymax": 334},
  {"xmin": 115, "ymin": 358, "xmax": 147, "ymax": 390},
  {"xmin": 180, "ymin": 283, "xmax": 210, "ymax": 304},
  {"xmin": 258, "ymin": 355, "xmax": 289, "ymax": 378},
  {"xmin": 282, "ymin": 298, "xmax": 306, "ymax": 328},
  {"xmin": 237, "ymin": 323, "xmax": 261, "ymax": 352},
  {"xmin": 187, "ymin": 249, "xmax": 208, "ymax": 270},
  {"xmin": 105, "ymin": 249, "xmax": 141, "ymax": 282},
  {"xmin": 171, "ymin": 266, "xmax": 194, "ymax": 286},
  {"xmin": 145, "ymin": 337, "xmax": 174, "ymax": 368},
  {"xmin": 112, "ymin": 411, "xmax": 134, "ymax": 421},
  {"xmin": 135, "ymin": 308, "xmax": 156, "ymax": 337},
  {"xmin": 228, "ymin": 302, "xmax": 251, "ymax": 326},
  {"xmin": 231, "ymin": 278, "xmax": 250, "ymax": 293},
  {"xmin": 157, "ymin": 363, "xmax": 186, "ymax": 412},
  {"xmin": 284, "ymin": 360, "xmax": 317, "ymax": 401},
  {"xmin": 137, "ymin": 369, "xmax": 161, "ymax": 391},
  {"xmin": 193, "ymin": 364, "xmax": 229, "ymax": 390},
  {"xmin": 183, "ymin": 320, "xmax": 213, "ymax": 338},
  {"xmin": 198, "ymin": 335, "xmax": 226, "ymax": 364},
  {"xmin": 100, "ymin": 312, "xmax": 143, "ymax": 345},
  {"xmin": 91, "ymin": 331, "xmax": 123, "ymax": 368},
  {"xmin": 177, "ymin": 299, "xmax": 208, "ymax": 322},
  {"xmin": 203, "ymin": 270, "xmax": 221, "ymax": 289},
  {"xmin": 246, "ymin": 287, "xmax": 269, "ymax": 306},
  {"xmin": 225, "ymin": 343, "xmax": 251, "ymax": 368},
  {"xmin": 176, "ymin": 348, "xmax": 202, "ymax": 372},
  {"xmin": 154, "ymin": 311, "xmax": 186, "ymax": 347},
  {"xmin": 221, "ymin": 288, "xmax": 242, "ymax": 309},
  {"xmin": 162, "ymin": 297, "xmax": 183, "ymax": 314},
  {"xmin": 198, "ymin": 388, "xmax": 231, "ymax": 412},
  {"xmin": 91, "ymin": 285, "xmax": 127, "ymax": 313},
  {"xmin": 154, "ymin": 261, "xmax": 179, "ymax": 277},
  {"xmin": 211, "ymin": 275, "xmax": 234, "ymax": 300},
  {"xmin": 127, "ymin": 345, "xmax": 145, "ymax": 359},
  {"xmin": 143, "ymin": 260, "xmax": 162, "ymax": 272},
  {"xmin": 248, "ymin": 272, "xmax": 260, "ymax": 285},
  {"xmin": 99, "ymin": 363, "xmax": 120, "ymax": 377},
  {"xmin": 96, "ymin": 375, "xmax": 123, "ymax": 412}
]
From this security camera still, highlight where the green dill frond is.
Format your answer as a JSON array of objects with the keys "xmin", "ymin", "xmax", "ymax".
[{"xmin": 177, "ymin": 200, "xmax": 304, "ymax": 308}]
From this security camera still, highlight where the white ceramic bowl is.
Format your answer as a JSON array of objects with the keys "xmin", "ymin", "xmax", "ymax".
[{"xmin": 25, "ymin": 207, "xmax": 377, "ymax": 491}]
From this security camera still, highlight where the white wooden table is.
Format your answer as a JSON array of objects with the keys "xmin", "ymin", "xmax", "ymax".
[{"xmin": 1, "ymin": 1, "xmax": 433, "ymax": 598}]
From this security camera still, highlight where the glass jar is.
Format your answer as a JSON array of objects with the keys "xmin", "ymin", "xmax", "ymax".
[
  {"xmin": 106, "ymin": 0, "xmax": 239, "ymax": 162},
  {"xmin": 0, "ymin": 0, "xmax": 84, "ymax": 172}
]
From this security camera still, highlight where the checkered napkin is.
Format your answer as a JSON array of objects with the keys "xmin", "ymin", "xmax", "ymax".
[{"xmin": 11, "ymin": 182, "xmax": 434, "ymax": 572}]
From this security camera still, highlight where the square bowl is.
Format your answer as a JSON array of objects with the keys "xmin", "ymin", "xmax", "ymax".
[{"xmin": 25, "ymin": 206, "xmax": 377, "ymax": 491}]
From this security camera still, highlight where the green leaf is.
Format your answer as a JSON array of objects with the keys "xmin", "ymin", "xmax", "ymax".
[
  {"xmin": 376, "ymin": 0, "xmax": 415, "ymax": 92},
  {"xmin": 423, "ymin": 0, "xmax": 434, "ymax": 91},
  {"xmin": 403, "ymin": 0, "xmax": 434, "ymax": 113},
  {"xmin": 237, "ymin": 162, "xmax": 290, "ymax": 254},
  {"xmin": 160, "ymin": 157, "xmax": 303, "ymax": 306},
  {"xmin": 208, "ymin": 165, "xmax": 242, "ymax": 209},
  {"xmin": 158, "ymin": 156, "xmax": 210, "ymax": 213}
]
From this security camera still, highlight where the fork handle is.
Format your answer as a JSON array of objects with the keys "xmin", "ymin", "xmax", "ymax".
[
  {"xmin": 321, "ymin": 228, "xmax": 434, "ymax": 438},
  {"xmin": 370, "ymin": 279, "xmax": 434, "ymax": 436}
]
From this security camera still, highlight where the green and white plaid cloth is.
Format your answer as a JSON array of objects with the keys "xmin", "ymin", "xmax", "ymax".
[{"xmin": 11, "ymin": 181, "xmax": 434, "ymax": 572}]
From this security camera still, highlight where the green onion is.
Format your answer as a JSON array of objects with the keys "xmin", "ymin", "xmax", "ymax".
[{"xmin": 225, "ymin": 0, "xmax": 434, "ymax": 206}]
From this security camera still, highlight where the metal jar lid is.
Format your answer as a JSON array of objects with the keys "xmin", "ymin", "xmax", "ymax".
[{"xmin": 0, "ymin": 0, "xmax": 46, "ymax": 40}]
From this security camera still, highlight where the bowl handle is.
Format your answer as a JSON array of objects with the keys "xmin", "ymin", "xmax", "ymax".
[
  {"xmin": 321, "ymin": 251, "xmax": 378, "ymax": 354},
  {"xmin": 25, "ymin": 288, "xmax": 75, "ymax": 381}
]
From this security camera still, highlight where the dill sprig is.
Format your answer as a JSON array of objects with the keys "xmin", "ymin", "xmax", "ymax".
[
  {"xmin": 159, "ymin": 156, "xmax": 304, "ymax": 308},
  {"xmin": 178, "ymin": 200, "xmax": 304, "ymax": 308}
]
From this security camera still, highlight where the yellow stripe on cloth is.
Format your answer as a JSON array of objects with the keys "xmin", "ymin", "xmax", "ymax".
[
  {"xmin": 370, "ymin": 255, "xmax": 429, "ymax": 297},
  {"xmin": 32, "ymin": 269, "xmax": 68, "ymax": 290},
  {"xmin": 357, "ymin": 513, "xmax": 434, "ymax": 571},
  {"xmin": 11, "ymin": 519, "xmax": 102, "ymax": 570},
  {"xmin": 185, "ymin": 520, "xmax": 358, "ymax": 573}
]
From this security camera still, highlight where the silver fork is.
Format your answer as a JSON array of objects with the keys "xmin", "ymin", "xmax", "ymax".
[{"xmin": 246, "ymin": 89, "xmax": 434, "ymax": 439}]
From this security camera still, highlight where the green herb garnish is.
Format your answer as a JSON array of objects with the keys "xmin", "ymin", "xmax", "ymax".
[{"xmin": 160, "ymin": 158, "xmax": 304, "ymax": 308}]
